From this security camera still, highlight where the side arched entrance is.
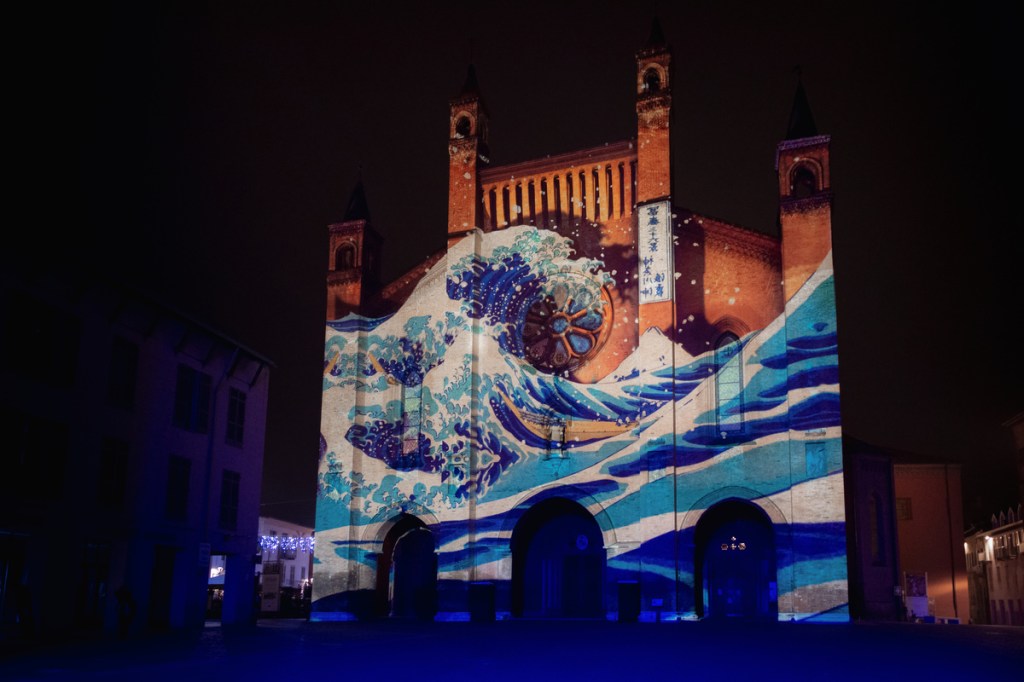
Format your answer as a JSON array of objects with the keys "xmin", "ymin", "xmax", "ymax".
[
  {"xmin": 695, "ymin": 500, "xmax": 777, "ymax": 620},
  {"xmin": 376, "ymin": 514, "xmax": 437, "ymax": 620},
  {"xmin": 511, "ymin": 498, "xmax": 604, "ymax": 619}
]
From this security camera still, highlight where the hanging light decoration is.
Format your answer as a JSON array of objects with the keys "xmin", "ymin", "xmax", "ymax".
[{"xmin": 259, "ymin": 535, "xmax": 316, "ymax": 552}]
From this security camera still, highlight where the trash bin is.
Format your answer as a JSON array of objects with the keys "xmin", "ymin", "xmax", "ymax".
[
  {"xmin": 469, "ymin": 581, "xmax": 495, "ymax": 622},
  {"xmin": 618, "ymin": 580, "xmax": 640, "ymax": 622}
]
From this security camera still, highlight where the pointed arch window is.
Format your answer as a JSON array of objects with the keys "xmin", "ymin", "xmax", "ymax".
[{"xmin": 715, "ymin": 333, "xmax": 743, "ymax": 433}]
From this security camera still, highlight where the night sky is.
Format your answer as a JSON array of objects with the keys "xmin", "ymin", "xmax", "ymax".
[{"xmin": 30, "ymin": 1, "xmax": 1021, "ymax": 528}]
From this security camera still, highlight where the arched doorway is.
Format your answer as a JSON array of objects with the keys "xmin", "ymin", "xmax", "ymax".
[
  {"xmin": 695, "ymin": 500, "xmax": 777, "ymax": 620},
  {"xmin": 376, "ymin": 514, "xmax": 437, "ymax": 620},
  {"xmin": 511, "ymin": 498, "xmax": 604, "ymax": 619}
]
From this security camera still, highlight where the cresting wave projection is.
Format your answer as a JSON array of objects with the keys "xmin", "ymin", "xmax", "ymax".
[{"xmin": 314, "ymin": 225, "xmax": 848, "ymax": 622}]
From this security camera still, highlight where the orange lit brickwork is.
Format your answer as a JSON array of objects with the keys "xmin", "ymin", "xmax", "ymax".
[
  {"xmin": 326, "ymin": 220, "xmax": 367, "ymax": 319},
  {"xmin": 777, "ymin": 136, "xmax": 833, "ymax": 302}
]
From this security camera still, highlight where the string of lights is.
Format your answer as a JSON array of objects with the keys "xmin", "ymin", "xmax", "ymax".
[{"xmin": 259, "ymin": 535, "xmax": 316, "ymax": 552}]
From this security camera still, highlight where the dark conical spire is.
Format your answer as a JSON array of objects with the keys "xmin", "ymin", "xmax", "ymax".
[
  {"xmin": 343, "ymin": 177, "xmax": 370, "ymax": 222},
  {"xmin": 786, "ymin": 69, "xmax": 818, "ymax": 140},
  {"xmin": 460, "ymin": 63, "xmax": 480, "ymax": 97},
  {"xmin": 646, "ymin": 15, "xmax": 666, "ymax": 47}
]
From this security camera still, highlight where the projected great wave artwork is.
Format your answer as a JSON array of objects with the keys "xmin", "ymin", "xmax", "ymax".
[{"xmin": 313, "ymin": 224, "xmax": 848, "ymax": 623}]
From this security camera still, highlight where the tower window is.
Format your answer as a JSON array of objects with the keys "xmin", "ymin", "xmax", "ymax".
[
  {"xmin": 489, "ymin": 188, "xmax": 498, "ymax": 230},
  {"xmin": 643, "ymin": 67, "xmax": 661, "ymax": 93},
  {"xmin": 335, "ymin": 243, "xmax": 357, "ymax": 270},
  {"xmin": 790, "ymin": 165, "xmax": 817, "ymax": 198},
  {"xmin": 454, "ymin": 115, "xmax": 471, "ymax": 138}
]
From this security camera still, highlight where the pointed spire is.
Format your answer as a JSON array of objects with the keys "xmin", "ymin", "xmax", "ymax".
[
  {"xmin": 460, "ymin": 63, "xmax": 480, "ymax": 97},
  {"xmin": 342, "ymin": 177, "xmax": 370, "ymax": 222},
  {"xmin": 786, "ymin": 67, "xmax": 818, "ymax": 140},
  {"xmin": 646, "ymin": 15, "xmax": 666, "ymax": 47}
]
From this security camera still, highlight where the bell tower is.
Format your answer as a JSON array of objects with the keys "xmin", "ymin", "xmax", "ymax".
[
  {"xmin": 776, "ymin": 74, "xmax": 833, "ymax": 302},
  {"xmin": 636, "ymin": 17, "xmax": 675, "ymax": 337},
  {"xmin": 635, "ymin": 17, "xmax": 672, "ymax": 204},
  {"xmin": 447, "ymin": 64, "xmax": 490, "ymax": 249},
  {"xmin": 326, "ymin": 179, "xmax": 382, "ymax": 319}
]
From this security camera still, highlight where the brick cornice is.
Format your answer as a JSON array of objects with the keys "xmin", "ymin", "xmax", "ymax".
[{"xmin": 779, "ymin": 192, "xmax": 833, "ymax": 215}]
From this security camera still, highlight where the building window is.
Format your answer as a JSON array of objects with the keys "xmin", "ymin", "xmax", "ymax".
[
  {"xmin": 715, "ymin": 333, "xmax": 743, "ymax": 433},
  {"xmin": 98, "ymin": 438, "xmax": 129, "ymax": 510},
  {"xmin": 166, "ymin": 455, "xmax": 191, "ymax": 521},
  {"xmin": 401, "ymin": 383, "xmax": 423, "ymax": 468},
  {"xmin": 895, "ymin": 497, "xmax": 913, "ymax": 521},
  {"xmin": 547, "ymin": 422, "xmax": 565, "ymax": 459},
  {"xmin": 226, "ymin": 388, "xmax": 246, "ymax": 446},
  {"xmin": 805, "ymin": 442, "xmax": 827, "ymax": 478},
  {"xmin": 219, "ymin": 470, "xmax": 240, "ymax": 531},
  {"xmin": 173, "ymin": 364, "xmax": 212, "ymax": 433}
]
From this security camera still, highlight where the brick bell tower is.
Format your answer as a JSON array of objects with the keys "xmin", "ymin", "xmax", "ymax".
[
  {"xmin": 636, "ymin": 17, "xmax": 675, "ymax": 337},
  {"xmin": 447, "ymin": 64, "xmax": 490, "ymax": 249},
  {"xmin": 635, "ymin": 17, "xmax": 672, "ymax": 204},
  {"xmin": 776, "ymin": 73, "xmax": 833, "ymax": 302},
  {"xmin": 326, "ymin": 178, "xmax": 382, "ymax": 319}
]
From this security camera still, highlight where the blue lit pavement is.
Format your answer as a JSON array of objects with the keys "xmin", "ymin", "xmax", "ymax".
[{"xmin": 3, "ymin": 618, "xmax": 1022, "ymax": 681}]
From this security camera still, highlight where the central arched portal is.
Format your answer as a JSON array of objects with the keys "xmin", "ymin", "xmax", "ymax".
[
  {"xmin": 511, "ymin": 498, "xmax": 605, "ymax": 619},
  {"xmin": 376, "ymin": 514, "xmax": 437, "ymax": 620},
  {"xmin": 695, "ymin": 500, "xmax": 777, "ymax": 621}
]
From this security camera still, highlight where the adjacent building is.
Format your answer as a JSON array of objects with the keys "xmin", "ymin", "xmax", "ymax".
[
  {"xmin": 893, "ymin": 462, "xmax": 969, "ymax": 623},
  {"xmin": 965, "ymin": 507, "xmax": 1023, "ymax": 625},
  {"xmin": 257, "ymin": 516, "xmax": 315, "ymax": 615},
  {"xmin": 0, "ymin": 265, "xmax": 272, "ymax": 638},
  {"xmin": 314, "ymin": 19, "xmax": 849, "ymax": 622}
]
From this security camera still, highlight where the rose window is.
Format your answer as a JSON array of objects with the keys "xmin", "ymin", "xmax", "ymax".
[{"xmin": 521, "ymin": 275, "xmax": 612, "ymax": 373}]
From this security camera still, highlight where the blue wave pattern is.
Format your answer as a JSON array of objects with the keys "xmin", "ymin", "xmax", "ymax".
[{"xmin": 314, "ymin": 226, "xmax": 846, "ymax": 622}]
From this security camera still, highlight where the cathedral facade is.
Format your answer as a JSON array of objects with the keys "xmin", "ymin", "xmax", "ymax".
[{"xmin": 313, "ymin": 21, "xmax": 848, "ymax": 622}]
